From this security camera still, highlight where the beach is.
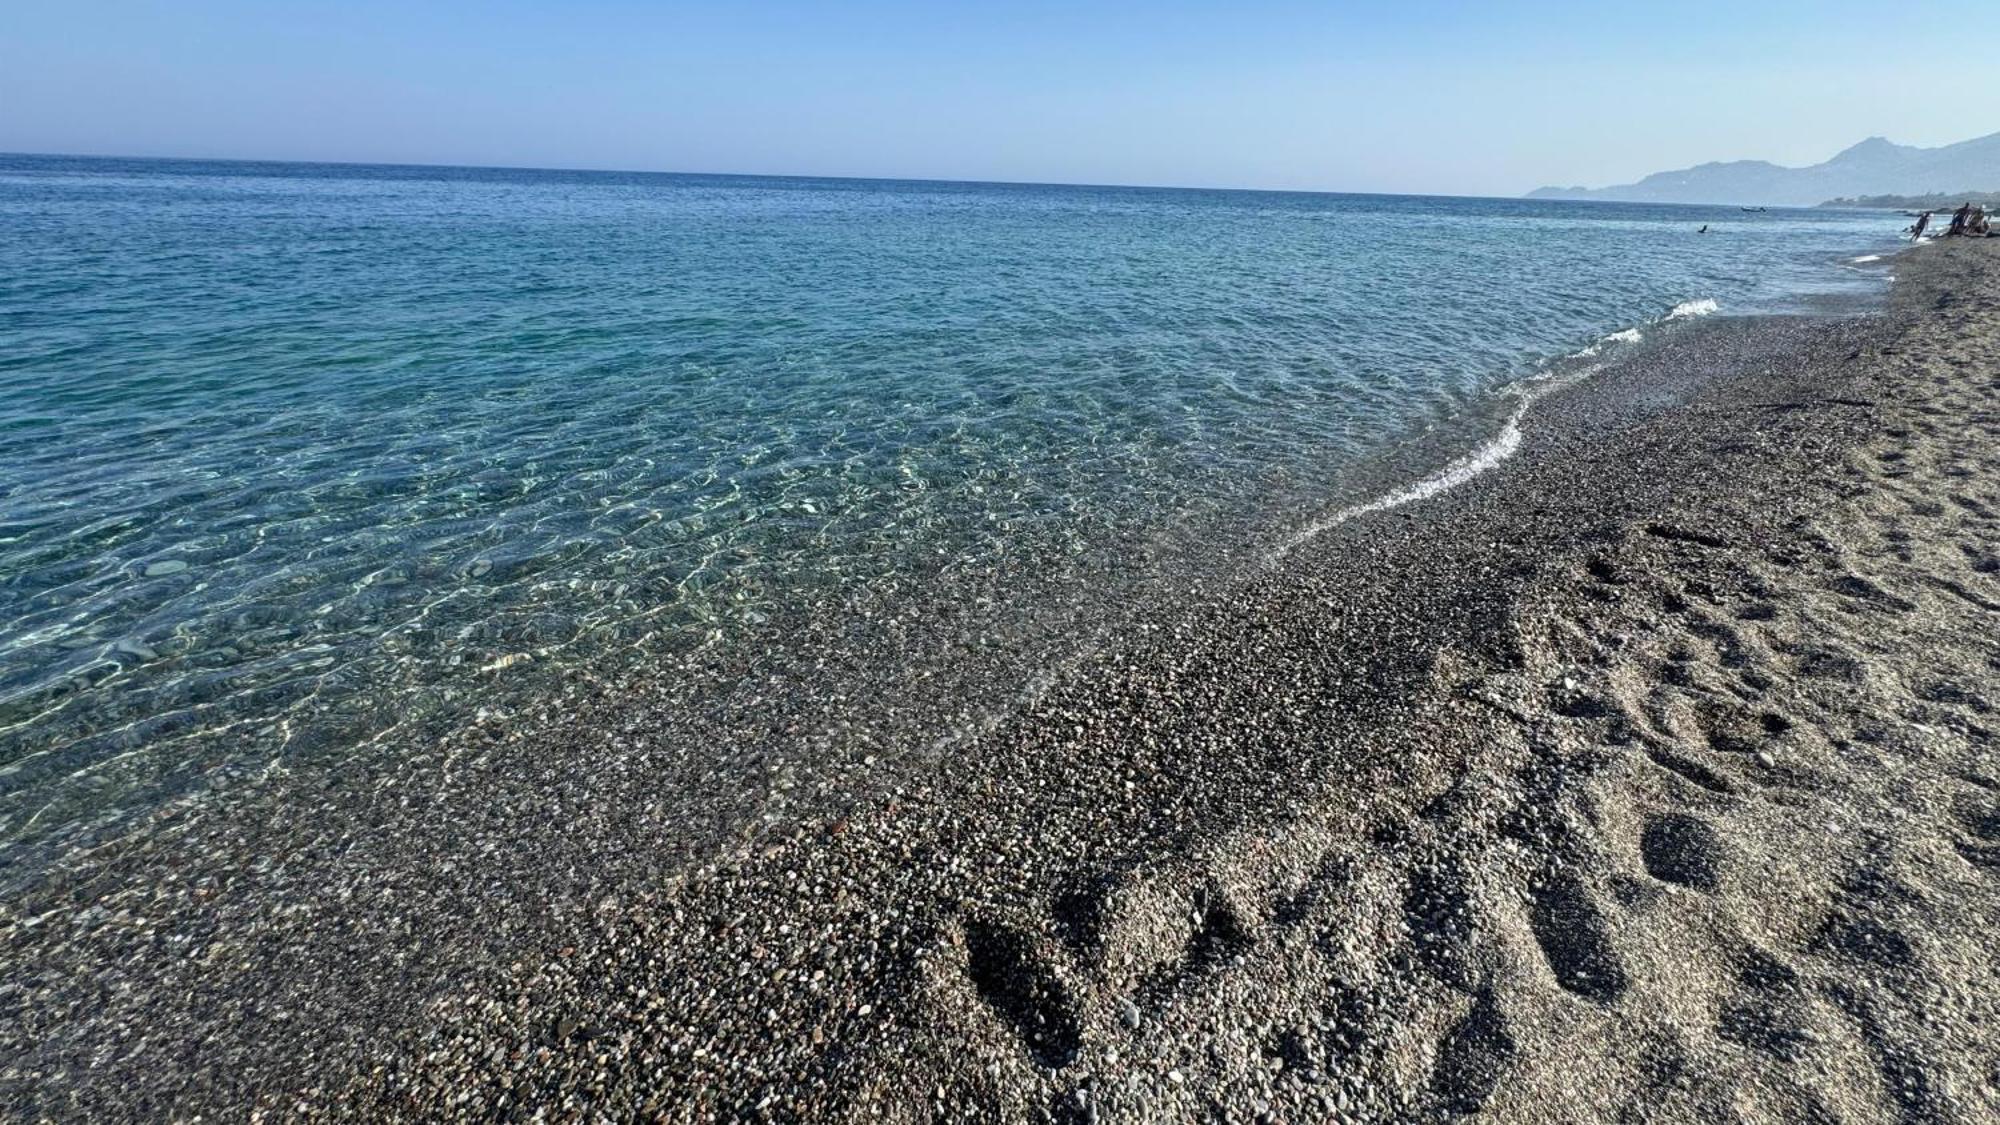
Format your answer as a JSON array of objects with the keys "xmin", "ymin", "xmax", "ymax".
[{"xmin": 5, "ymin": 236, "xmax": 1998, "ymax": 1121}]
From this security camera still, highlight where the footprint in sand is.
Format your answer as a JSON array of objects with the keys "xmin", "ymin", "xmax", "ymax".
[
  {"xmin": 1527, "ymin": 870, "xmax": 1628, "ymax": 1003},
  {"xmin": 1640, "ymin": 812, "xmax": 1725, "ymax": 892}
]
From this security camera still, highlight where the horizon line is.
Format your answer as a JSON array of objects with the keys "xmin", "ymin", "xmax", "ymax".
[{"xmin": 0, "ymin": 147, "xmax": 1737, "ymax": 208}]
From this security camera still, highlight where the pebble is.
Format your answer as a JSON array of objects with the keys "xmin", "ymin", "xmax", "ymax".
[{"xmin": 22, "ymin": 274, "xmax": 2000, "ymax": 1122}]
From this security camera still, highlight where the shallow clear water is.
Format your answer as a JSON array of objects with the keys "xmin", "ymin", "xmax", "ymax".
[{"xmin": 0, "ymin": 155, "xmax": 1899, "ymax": 866}]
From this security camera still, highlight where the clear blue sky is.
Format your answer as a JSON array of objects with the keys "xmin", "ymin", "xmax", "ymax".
[{"xmin": 4, "ymin": 1, "xmax": 1993, "ymax": 195}]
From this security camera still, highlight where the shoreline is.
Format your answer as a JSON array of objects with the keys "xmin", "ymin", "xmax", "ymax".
[
  {"xmin": 0, "ymin": 159, "xmax": 1902, "ymax": 899},
  {"xmin": 0, "ymin": 260, "xmax": 1882, "ymax": 894},
  {"xmin": 6, "ymin": 241, "xmax": 1995, "ymax": 1121}
]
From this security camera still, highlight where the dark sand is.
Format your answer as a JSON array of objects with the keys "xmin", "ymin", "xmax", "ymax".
[{"xmin": 5, "ymin": 241, "xmax": 1998, "ymax": 1122}]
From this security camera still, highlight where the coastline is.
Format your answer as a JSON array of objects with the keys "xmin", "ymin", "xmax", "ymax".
[
  {"xmin": 0, "ymin": 158, "xmax": 1903, "ymax": 899},
  {"xmin": 6, "ymin": 240, "xmax": 1997, "ymax": 1121}
]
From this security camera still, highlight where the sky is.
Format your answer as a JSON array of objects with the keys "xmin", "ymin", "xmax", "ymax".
[{"xmin": 3, "ymin": 1, "xmax": 1995, "ymax": 196}]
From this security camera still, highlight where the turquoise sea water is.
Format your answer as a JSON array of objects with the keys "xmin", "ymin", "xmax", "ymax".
[{"xmin": 0, "ymin": 156, "xmax": 1900, "ymax": 871}]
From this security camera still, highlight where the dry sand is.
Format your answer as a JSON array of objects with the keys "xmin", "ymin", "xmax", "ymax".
[{"xmin": 5, "ymin": 241, "xmax": 1997, "ymax": 1122}]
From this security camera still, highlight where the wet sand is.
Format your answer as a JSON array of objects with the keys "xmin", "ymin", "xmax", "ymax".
[{"xmin": 6, "ymin": 241, "xmax": 1999, "ymax": 1122}]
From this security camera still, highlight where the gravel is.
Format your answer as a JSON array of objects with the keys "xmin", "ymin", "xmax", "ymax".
[{"xmin": 5, "ymin": 242, "xmax": 1999, "ymax": 1123}]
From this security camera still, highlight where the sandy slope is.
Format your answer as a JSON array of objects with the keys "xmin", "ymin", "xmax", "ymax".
[{"xmin": 6, "ymin": 244, "xmax": 1997, "ymax": 1123}]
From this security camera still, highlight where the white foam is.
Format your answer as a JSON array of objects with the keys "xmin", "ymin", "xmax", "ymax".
[
  {"xmin": 1273, "ymin": 365, "xmax": 1600, "ymax": 559},
  {"xmin": 1850, "ymin": 254, "xmax": 1882, "ymax": 264},
  {"xmin": 1572, "ymin": 326, "xmax": 1644, "ymax": 358},
  {"xmin": 1284, "ymin": 288, "xmax": 1735, "ymax": 552}
]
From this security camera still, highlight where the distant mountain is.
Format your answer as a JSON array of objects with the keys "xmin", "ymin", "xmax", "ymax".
[
  {"xmin": 1528, "ymin": 131, "xmax": 2000, "ymax": 207},
  {"xmin": 1819, "ymin": 191, "xmax": 2000, "ymax": 210}
]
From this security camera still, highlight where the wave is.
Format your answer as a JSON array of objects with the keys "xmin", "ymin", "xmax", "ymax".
[
  {"xmin": 1851, "ymin": 254, "xmax": 1883, "ymax": 264},
  {"xmin": 1574, "ymin": 326, "xmax": 1646, "ymax": 357},
  {"xmin": 1279, "ymin": 291, "xmax": 1736, "ymax": 556},
  {"xmin": 1273, "ymin": 364, "xmax": 1602, "ymax": 559}
]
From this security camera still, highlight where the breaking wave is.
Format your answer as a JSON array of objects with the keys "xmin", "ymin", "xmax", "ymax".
[{"xmin": 1666, "ymin": 298, "xmax": 1720, "ymax": 320}]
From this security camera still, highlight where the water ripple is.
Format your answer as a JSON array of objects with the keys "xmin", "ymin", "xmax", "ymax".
[{"xmin": 0, "ymin": 156, "xmax": 1898, "ymax": 868}]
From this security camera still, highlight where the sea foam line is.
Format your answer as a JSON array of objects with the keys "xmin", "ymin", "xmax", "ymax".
[
  {"xmin": 1275, "ymin": 291, "xmax": 1717, "ymax": 559},
  {"xmin": 1574, "ymin": 327, "xmax": 1644, "ymax": 357},
  {"xmin": 1271, "ymin": 363, "xmax": 1603, "ymax": 560}
]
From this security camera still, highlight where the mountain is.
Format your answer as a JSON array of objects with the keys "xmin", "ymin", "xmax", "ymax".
[
  {"xmin": 1819, "ymin": 191, "xmax": 2000, "ymax": 210},
  {"xmin": 1527, "ymin": 131, "xmax": 2000, "ymax": 207}
]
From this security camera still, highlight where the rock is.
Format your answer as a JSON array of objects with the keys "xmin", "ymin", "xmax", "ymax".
[{"xmin": 1119, "ymin": 999, "xmax": 1142, "ymax": 1029}]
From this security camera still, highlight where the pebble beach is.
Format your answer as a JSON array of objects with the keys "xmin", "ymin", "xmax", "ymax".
[{"xmin": 5, "ymin": 234, "xmax": 1999, "ymax": 1121}]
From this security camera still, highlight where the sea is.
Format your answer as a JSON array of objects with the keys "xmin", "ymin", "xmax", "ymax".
[{"xmin": 0, "ymin": 155, "xmax": 1903, "ymax": 878}]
